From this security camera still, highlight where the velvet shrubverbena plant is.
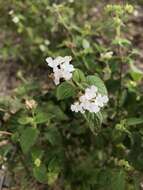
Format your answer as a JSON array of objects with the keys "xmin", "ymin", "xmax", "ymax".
[
  {"xmin": 1, "ymin": 2, "xmax": 143, "ymax": 190},
  {"xmin": 46, "ymin": 56, "xmax": 109, "ymax": 114}
]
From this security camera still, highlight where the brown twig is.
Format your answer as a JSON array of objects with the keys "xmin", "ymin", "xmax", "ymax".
[
  {"xmin": 0, "ymin": 140, "xmax": 9, "ymax": 147},
  {"xmin": 0, "ymin": 131, "xmax": 12, "ymax": 136}
]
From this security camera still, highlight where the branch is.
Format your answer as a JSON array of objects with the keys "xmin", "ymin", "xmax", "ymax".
[
  {"xmin": 0, "ymin": 131, "xmax": 12, "ymax": 136},
  {"xmin": 0, "ymin": 140, "xmax": 9, "ymax": 147}
]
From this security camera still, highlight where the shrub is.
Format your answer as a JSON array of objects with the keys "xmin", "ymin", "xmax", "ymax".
[{"xmin": 0, "ymin": 1, "xmax": 143, "ymax": 190}]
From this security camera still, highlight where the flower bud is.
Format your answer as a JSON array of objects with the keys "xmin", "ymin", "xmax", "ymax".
[
  {"xmin": 25, "ymin": 99, "xmax": 37, "ymax": 110},
  {"xmin": 113, "ymin": 17, "xmax": 122, "ymax": 26},
  {"xmin": 125, "ymin": 4, "xmax": 134, "ymax": 14},
  {"xmin": 34, "ymin": 158, "xmax": 41, "ymax": 167},
  {"xmin": 105, "ymin": 5, "xmax": 113, "ymax": 13}
]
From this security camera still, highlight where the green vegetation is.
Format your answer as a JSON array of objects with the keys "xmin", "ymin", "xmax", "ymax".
[{"xmin": 0, "ymin": 1, "xmax": 143, "ymax": 189}]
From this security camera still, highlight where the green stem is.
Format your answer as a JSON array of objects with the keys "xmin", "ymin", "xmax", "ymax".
[{"xmin": 114, "ymin": 15, "xmax": 124, "ymax": 116}]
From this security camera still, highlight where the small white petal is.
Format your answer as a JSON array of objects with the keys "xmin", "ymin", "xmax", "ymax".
[
  {"xmin": 90, "ymin": 85, "xmax": 98, "ymax": 93},
  {"xmin": 64, "ymin": 56, "xmax": 72, "ymax": 62},
  {"xmin": 71, "ymin": 102, "xmax": 85, "ymax": 113},
  {"xmin": 46, "ymin": 57, "xmax": 53, "ymax": 67},
  {"xmin": 96, "ymin": 94, "xmax": 104, "ymax": 107},
  {"xmin": 54, "ymin": 69, "xmax": 62, "ymax": 85},
  {"xmin": 81, "ymin": 101, "xmax": 91, "ymax": 111},
  {"xmin": 61, "ymin": 62, "xmax": 75, "ymax": 72},
  {"xmin": 102, "ymin": 95, "xmax": 109, "ymax": 103},
  {"xmin": 85, "ymin": 90, "xmax": 96, "ymax": 100},
  {"xmin": 71, "ymin": 102, "xmax": 80, "ymax": 112},
  {"xmin": 79, "ymin": 95, "xmax": 87, "ymax": 102},
  {"xmin": 12, "ymin": 16, "xmax": 19, "ymax": 23},
  {"xmin": 62, "ymin": 71, "xmax": 72, "ymax": 80},
  {"xmin": 46, "ymin": 57, "xmax": 61, "ymax": 68},
  {"xmin": 55, "ymin": 56, "xmax": 65, "ymax": 65}
]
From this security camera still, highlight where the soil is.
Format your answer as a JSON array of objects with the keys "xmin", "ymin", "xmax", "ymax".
[
  {"xmin": 0, "ymin": 61, "xmax": 20, "ymax": 96},
  {"xmin": 129, "ymin": 5, "xmax": 143, "ymax": 71}
]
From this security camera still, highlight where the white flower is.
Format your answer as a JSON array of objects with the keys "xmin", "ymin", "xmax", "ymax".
[
  {"xmin": 69, "ymin": 0, "xmax": 74, "ymax": 3},
  {"xmin": 61, "ymin": 62, "xmax": 75, "ymax": 80},
  {"xmin": 81, "ymin": 100, "xmax": 90, "ymax": 110},
  {"xmin": 79, "ymin": 95, "xmax": 87, "ymax": 102},
  {"xmin": 62, "ymin": 71, "xmax": 72, "ymax": 81},
  {"xmin": 55, "ymin": 56, "xmax": 65, "ymax": 64},
  {"xmin": 46, "ymin": 56, "xmax": 74, "ymax": 85},
  {"xmin": 1, "ymin": 165, "xmax": 7, "ymax": 171},
  {"xmin": 63, "ymin": 56, "xmax": 72, "ymax": 63},
  {"xmin": 60, "ymin": 62, "xmax": 74, "ymax": 72},
  {"xmin": 88, "ymin": 103, "xmax": 100, "ymax": 113},
  {"xmin": 9, "ymin": 10, "xmax": 14, "ymax": 15},
  {"xmin": 90, "ymin": 85, "xmax": 98, "ymax": 92},
  {"xmin": 46, "ymin": 57, "xmax": 59, "ymax": 69},
  {"xmin": 54, "ymin": 68, "xmax": 62, "ymax": 85},
  {"xmin": 84, "ymin": 85, "xmax": 98, "ymax": 100},
  {"xmin": 12, "ymin": 16, "xmax": 19, "ymax": 24},
  {"xmin": 133, "ymin": 10, "xmax": 139, "ymax": 17},
  {"xmin": 71, "ymin": 102, "xmax": 84, "ymax": 113},
  {"xmin": 95, "ymin": 94, "xmax": 104, "ymax": 107},
  {"xmin": 71, "ymin": 85, "xmax": 108, "ymax": 114},
  {"xmin": 102, "ymin": 95, "xmax": 109, "ymax": 104}
]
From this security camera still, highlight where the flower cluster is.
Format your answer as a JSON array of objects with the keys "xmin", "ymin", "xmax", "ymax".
[
  {"xmin": 46, "ymin": 56, "xmax": 75, "ymax": 85},
  {"xmin": 71, "ymin": 85, "xmax": 108, "ymax": 114}
]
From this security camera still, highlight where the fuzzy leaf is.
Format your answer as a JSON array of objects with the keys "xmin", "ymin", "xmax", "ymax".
[
  {"xmin": 82, "ymin": 39, "xmax": 90, "ymax": 49},
  {"xmin": 20, "ymin": 127, "xmax": 39, "ymax": 154},
  {"xmin": 127, "ymin": 117, "xmax": 143, "ymax": 126},
  {"xmin": 73, "ymin": 69, "xmax": 86, "ymax": 83},
  {"xmin": 34, "ymin": 111, "xmax": 53, "ymax": 124},
  {"xmin": 111, "ymin": 170, "xmax": 125, "ymax": 190},
  {"xmin": 33, "ymin": 164, "xmax": 47, "ymax": 183},
  {"xmin": 86, "ymin": 75, "xmax": 107, "ymax": 95},
  {"xmin": 56, "ymin": 81, "xmax": 76, "ymax": 100},
  {"xmin": 129, "ymin": 61, "xmax": 143, "ymax": 81}
]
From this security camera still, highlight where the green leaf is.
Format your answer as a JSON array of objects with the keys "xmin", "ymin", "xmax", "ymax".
[
  {"xmin": 45, "ymin": 127, "xmax": 61, "ymax": 146},
  {"xmin": 33, "ymin": 164, "xmax": 47, "ymax": 183},
  {"xmin": 47, "ymin": 171, "xmax": 59, "ymax": 185},
  {"xmin": 84, "ymin": 112, "xmax": 103, "ymax": 134},
  {"xmin": 47, "ymin": 158, "xmax": 60, "ymax": 185},
  {"xmin": 0, "ymin": 97, "xmax": 22, "ymax": 113},
  {"xmin": 72, "ymin": 69, "xmax": 86, "ymax": 83},
  {"xmin": 111, "ymin": 170, "xmax": 125, "ymax": 190},
  {"xmin": 20, "ymin": 127, "xmax": 39, "ymax": 154},
  {"xmin": 86, "ymin": 75, "xmax": 108, "ymax": 95},
  {"xmin": 82, "ymin": 39, "xmax": 90, "ymax": 49},
  {"xmin": 35, "ymin": 102, "xmax": 68, "ymax": 122},
  {"xmin": 127, "ymin": 118, "xmax": 143, "ymax": 126},
  {"xmin": 31, "ymin": 148, "xmax": 44, "ymax": 161},
  {"xmin": 133, "ymin": 176, "xmax": 140, "ymax": 190},
  {"xmin": 15, "ymin": 82, "xmax": 39, "ymax": 96},
  {"xmin": 45, "ymin": 102, "xmax": 68, "ymax": 121},
  {"xmin": 56, "ymin": 81, "xmax": 76, "ymax": 100},
  {"xmin": 18, "ymin": 116, "xmax": 34, "ymax": 125},
  {"xmin": 129, "ymin": 61, "xmax": 143, "ymax": 81},
  {"xmin": 112, "ymin": 38, "xmax": 131, "ymax": 47},
  {"xmin": 34, "ymin": 111, "xmax": 53, "ymax": 124}
]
